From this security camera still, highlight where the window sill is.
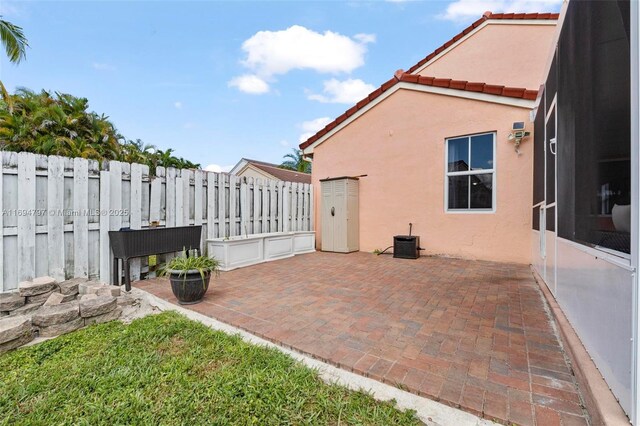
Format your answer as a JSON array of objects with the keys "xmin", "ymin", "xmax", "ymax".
[{"xmin": 446, "ymin": 209, "xmax": 496, "ymax": 214}]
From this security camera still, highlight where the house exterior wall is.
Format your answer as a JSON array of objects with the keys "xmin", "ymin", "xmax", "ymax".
[
  {"xmin": 311, "ymin": 89, "xmax": 534, "ymax": 264},
  {"xmin": 417, "ymin": 23, "xmax": 557, "ymax": 89},
  {"xmin": 235, "ymin": 165, "xmax": 276, "ymax": 182}
]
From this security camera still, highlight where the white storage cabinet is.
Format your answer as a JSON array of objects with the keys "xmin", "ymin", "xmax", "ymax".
[{"xmin": 320, "ymin": 177, "xmax": 359, "ymax": 252}]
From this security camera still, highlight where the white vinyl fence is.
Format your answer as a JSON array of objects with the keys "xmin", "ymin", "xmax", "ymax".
[{"xmin": 0, "ymin": 152, "xmax": 313, "ymax": 292}]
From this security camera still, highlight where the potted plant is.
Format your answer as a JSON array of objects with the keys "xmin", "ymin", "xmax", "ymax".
[{"xmin": 160, "ymin": 250, "xmax": 220, "ymax": 305}]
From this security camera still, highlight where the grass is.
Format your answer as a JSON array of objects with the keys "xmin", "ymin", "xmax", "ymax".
[{"xmin": 0, "ymin": 311, "xmax": 420, "ymax": 425}]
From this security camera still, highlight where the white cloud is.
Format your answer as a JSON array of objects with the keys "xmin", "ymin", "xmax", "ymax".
[
  {"xmin": 308, "ymin": 78, "xmax": 376, "ymax": 104},
  {"xmin": 440, "ymin": 0, "xmax": 562, "ymax": 22},
  {"xmin": 183, "ymin": 122, "xmax": 195, "ymax": 129},
  {"xmin": 353, "ymin": 33, "xmax": 377, "ymax": 44},
  {"xmin": 91, "ymin": 62, "xmax": 116, "ymax": 71},
  {"xmin": 174, "ymin": 101, "xmax": 183, "ymax": 109},
  {"xmin": 228, "ymin": 74, "xmax": 270, "ymax": 94},
  {"xmin": 204, "ymin": 164, "xmax": 234, "ymax": 173},
  {"xmin": 279, "ymin": 140, "xmax": 289, "ymax": 147},
  {"xmin": 298, "ymin": 117, "xmax": 332, "ymax": 143},
  {"xmin": 229, "ymin": 25, "xmax": 375, "ymax": 94}
]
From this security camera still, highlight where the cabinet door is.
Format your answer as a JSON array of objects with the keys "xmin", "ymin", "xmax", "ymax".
[
  {"xmin": 333, "ymin": 180, "xmax": 347, "ymax": 252},
  {"xmin": 321, "ymin": 181, "xmax": 334, "ymax": 251}
]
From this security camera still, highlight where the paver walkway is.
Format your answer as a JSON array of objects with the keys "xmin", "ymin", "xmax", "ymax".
[{"xmin": 136, "ymin": 252, "xmax": 589, "ymax": 426}]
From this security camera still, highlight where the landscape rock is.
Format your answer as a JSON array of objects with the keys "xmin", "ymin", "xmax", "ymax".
[
  {"xmin": 8, "ymin": 303, "xmax": 42, "ymax": 317},
  {"xmin": 116, "ymin": 294, "xmax": 136, "ymax": 307},
  {"xmin": 78, "ymin": 282, "xmax": 103, "ymax": 295},
  {"xmin": 43, "ymin": 292, "xmax": 65, "ymax": 306},
  {"xmin": 18, "ymin": 277, "xmax": 57, "ymax": 297},
  {"xmin": 0, "ymin": 315, "xmax": 32, "ymax": 344},
  {"xmin": 26, "ymin": 289, "xmax": 60, "ymax": 305},
  {"xmin": 80, "ymin": 296, "xmax": 117, "ymax": 318},
  {"xmin": 0, "ymin": 311, "xmax": 8, "ymax": 317},
  {"xmin": 0, "ymin": 292, "xmax": 25, "ymax": 311},
  {"xmin": 0, "ymin": 329, "xmax": 34, "ymax": 353},
  {"xmin": 37, "ymin": 317, "xmax": 84, "ymax": 337},
  {"xmin": 32, "ymin": 303, "xmax": 79, "ymax": 327},
  {"xmin": 96, "ymin": 285, "xmax": 121, "ymax": 297},
  {"xmin": 84, "ymin": 307, "xmax": 122, "ymax": 326},
  {"xmin": 59, "ymin": 278, "xmax": 85, "ymax": 296},
  {"xmin": 80, "ymin": 294, "xmax": 97, "ymax": 301}
]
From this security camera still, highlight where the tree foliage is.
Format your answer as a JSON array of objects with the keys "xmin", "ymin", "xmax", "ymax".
[
  {"xmin": 280, "ymin": 148, "xmax": 311, "ymax": 173},
  {"xmin": 0, "ymin": 85, "xmax": 199, "ymax": 173},
  {"xmin": 0, "ymin": 16, "xmax": 28, "ymax": 64}
]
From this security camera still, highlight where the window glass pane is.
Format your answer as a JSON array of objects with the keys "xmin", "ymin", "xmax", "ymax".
[
  {"xmin": 470, "ymin": 134, "xmax": 494, "ymax": 170},
  {"xmin": 470, "ymin": 173, "xmax": 493, "ymax": 209},
  {"xmin": 448, "ymin": 176, "xmax": 469, "ymax": 209},
  {"xmin": 447, "ymin": 137, "xmax": 469, "ymax": 172}
]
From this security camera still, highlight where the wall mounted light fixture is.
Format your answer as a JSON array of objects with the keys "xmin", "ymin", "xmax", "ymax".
[{"xmin": 508, "ymin": 121, "xmax": 531, "ymax": 154}]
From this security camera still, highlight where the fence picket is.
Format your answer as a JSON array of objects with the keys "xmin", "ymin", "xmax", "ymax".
[
  {"xmin": 175, "ymin": 172, "xmax": 184, "ymax": 227},
  {"xmin": 260, "ymin": 180, "xmax": 268, "ymax": 233},
  {"xmin": 229, "ymin": 175, "xmax": 237, "ymax": 236},
  {"xmin": 99, "ymin": 170, "xmax": 111, "ymax": 283},
  {"xmin": 47, "ymin": 156, "xmax": 65, "ymax": 282},
  {"xmin": 207, "ymin": 172, "xmax": 216, "ymax": 241},
  {"xmin": 149, "ymin": 174, "xmax": 162, "ymax": 225},
  {"xmin": 253, "ymin": 178, "xmax": 261, "ymax": 234},
  {"xmin": 283, "ymin": 182, "xmax": 291, "ymax": 232},
  {"xmin": 166, "ymin": 168, "xmax": 176, "ymax": 227},
  {"xmin": 182, "ymin": 169, "xmax": 191, "ymax": 226},
  {"xmin": 218, "ymin": 174, "xmax": 227, "ymax": 238},
  {"xmin": 73, "ymin": 157, "xmax": 89, "ymax": 278},
  {"xmin": 129, "ymin": 163, "xmax": 143, "ymax": 280}
]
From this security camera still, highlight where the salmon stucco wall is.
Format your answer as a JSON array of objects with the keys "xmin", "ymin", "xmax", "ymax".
[
  {"xmin": 311, "ymin": 89, "xmax": 534, "ymax": 264},
  {"xmin": 417, "ymin": 23, "xmax": 557, "ymax": 89}
]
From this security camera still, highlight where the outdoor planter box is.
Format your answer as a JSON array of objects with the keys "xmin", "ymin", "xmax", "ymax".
[{"xmin": 207, "ymin": 231, "xmax": 315, "ymax": 271}]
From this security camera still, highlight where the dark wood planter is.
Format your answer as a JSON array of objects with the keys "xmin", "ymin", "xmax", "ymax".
[{"xmin": 167, "ymin": 269, "xmax": 211, "ymax": 305}]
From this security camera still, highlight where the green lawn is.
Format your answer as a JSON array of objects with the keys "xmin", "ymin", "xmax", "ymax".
[{"xmin": 0, "ymin": 311, "xmax": 419, "ymax": 425}]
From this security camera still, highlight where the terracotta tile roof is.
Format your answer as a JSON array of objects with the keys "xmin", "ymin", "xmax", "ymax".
[
  {"xmin": 406, "ymin": 11, "xmax": 560, "ymax": 74},
  {"xmin": 299, "ymin": 11, "xmax": 557, "ymax": 151},
  {"xmin": 240, "ymin": 158, "xmax": 311, "ymax": 184}
]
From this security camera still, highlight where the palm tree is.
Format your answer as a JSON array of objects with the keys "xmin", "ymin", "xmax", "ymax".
[
  {"xmin": 0, "ymin": 16, "xmax": 28, "ymax": 64},
  {"xmin": 0, "ymin": 85, "xmax": 201, "ymax": 169},
  {"xmin": 280, "ymin": 148, "xmax": 311, "ymax": 173}
]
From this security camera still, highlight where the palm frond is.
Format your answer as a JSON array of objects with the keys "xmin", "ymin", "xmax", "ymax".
[{"xmin": 0, "ymin": 18, "xmax": 28, "ymax": 64}]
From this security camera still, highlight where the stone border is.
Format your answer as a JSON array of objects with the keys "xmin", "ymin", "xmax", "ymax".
[
  {"xmin": 0, "ymin": 278, "xmax": 133, "ymax": 354},
  {"xmin": 135, "ymin": 288, "xmax": 498, "ymax": 426},
  {"xmin": 531, "ymin": 268, "xmax": 630, "ymax": 426}
]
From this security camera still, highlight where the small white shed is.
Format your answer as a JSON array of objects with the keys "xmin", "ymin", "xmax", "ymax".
[{"xmin": 320, "ymin": 177, "xmax": 359, "ymax": 253}]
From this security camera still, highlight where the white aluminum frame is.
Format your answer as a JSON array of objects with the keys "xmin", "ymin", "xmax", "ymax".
[
  {"xmin": 631, "ymin": 0, "xmax": 639, "ymax": 422},
  {"xmin": 444, "ymin": 131, "xmax": 497, "ymax": 214}
]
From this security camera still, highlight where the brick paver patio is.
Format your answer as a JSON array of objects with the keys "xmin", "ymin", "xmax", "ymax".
[{"xmin": 136, "ymin": 252, "xmax": 588, "ymax": 426}]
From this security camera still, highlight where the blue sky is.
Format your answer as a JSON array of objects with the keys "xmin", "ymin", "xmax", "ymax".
[{"xmin": 0, "ymin": 0, "xmax": 561, "ymax": 171}]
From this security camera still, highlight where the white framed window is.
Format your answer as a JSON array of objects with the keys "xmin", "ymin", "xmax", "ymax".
[{"xmin": 445, "ymin": 132, "xmax": 496, "ymax": 213}]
